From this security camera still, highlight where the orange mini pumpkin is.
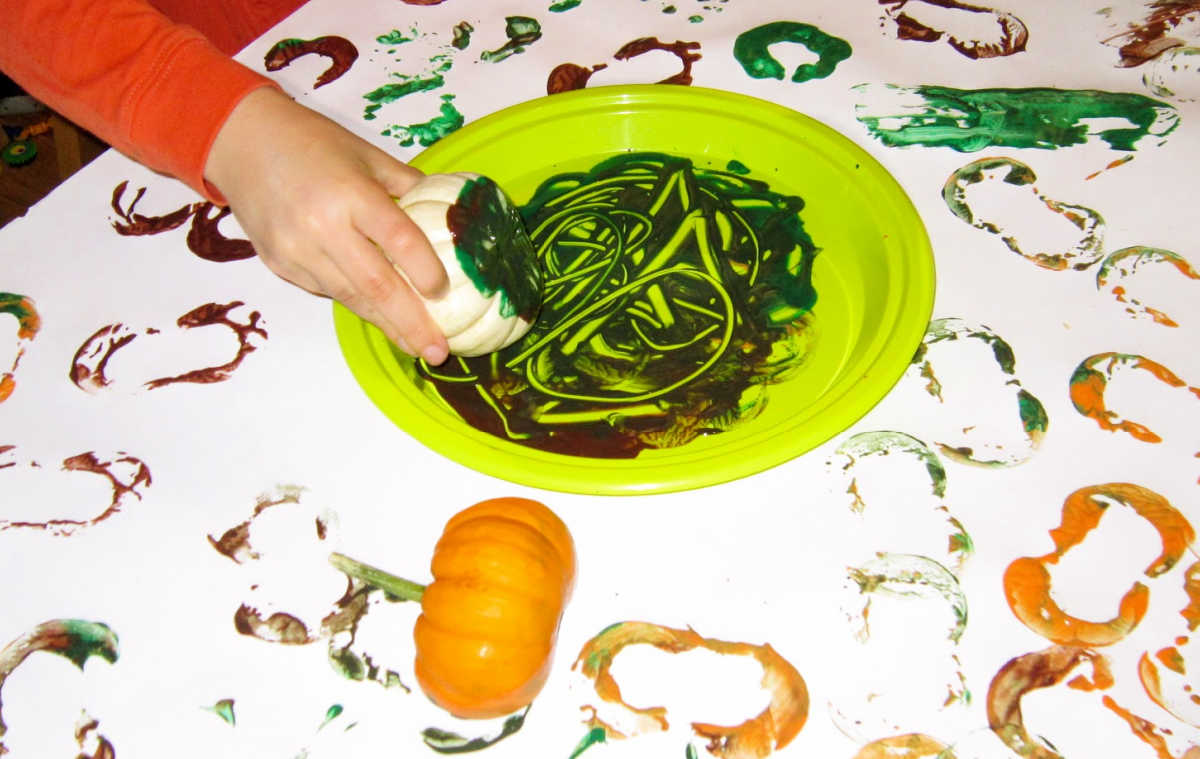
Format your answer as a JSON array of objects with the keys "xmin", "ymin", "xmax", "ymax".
[{"xmin": 330, "ymin": 497, "xmax": 575, "ymax": 719}]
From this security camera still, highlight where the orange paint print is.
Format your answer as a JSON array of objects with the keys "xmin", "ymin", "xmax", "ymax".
[
  {"xmin": 1003, "ymin": 483, "xmax": 1195, "ymax": 647},
  {"xmin": 1096, "ymin": 247, "xmax": 1200, "ymax": 327},
  {"xmin": 0, "ymin": 293, "xmax": 41, "ymax": 403},
  {"xmin": 852, "ymin": 732, "xmax": 953, "ymax": 759},
  {"xmin": 1070, "ymin": 352, "xmax": 1200, "ymax": 443},
  {"xmin": 573, "ymin": 621, "xmax": 808, "ymax": 758}
]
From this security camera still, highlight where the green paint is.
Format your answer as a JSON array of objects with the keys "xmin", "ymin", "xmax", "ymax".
[
  {"xmin": 549, "ymin": 0, "xmax": 582, "ymax": 10},
  {"xmin": 417, "ymin": 153, "xmax": 820, "ymax": 458},
  {"xmin": 451, "ymin": 21, "xmax": 474, "ymax": 50},
  {"xmin": 855, "ymin": 84, "xmax": 1180, "ymax": 152},
  {"xmin": 319, "ymin": 704, "xmax": 343, "ymax": 730},
  {"xmin": 733, "ymin": 21, "xmax": 852, "ymax": 83},
  {"xmin": 376, "ymin": 27, "xmax": 418, "ymax": 45},
  {"xmin": 836, "ymin": 430, "xmax": 948, "ymax": 498},
  {"xmin": 569, "ymin": 727, "xmax": 607, "ymax": 758},
  {"xmin": 205, "ymin": 698, "xmax": 236, "ymax": 726},
  {"xmin": 0, "ymin": 293, "xmax": 35, "ymax": 326},
  {"xmin": 383, "ymin": 94, "xmax": 464, "ymax": 147},
  {"xmin": 725, "ymin": 159, "xmax": 751, "ymax": 175},
  {"xmin": 48, "ymin": 620, "xmax": 119, "ymax": 670},
  {"xmin": 446, "ymin": 176, "xmax": 543, "ymax": 322},
  {"xmin": 363, "ymin": 74, "xmax": 445, "ymax": 107},
  {"xmin": 689, "ymin": 15, "xmax": 703, "ymax": 23},
  {"xmin": 421, "ymin": 707, "xmax": 529, "ymax": 753},
  {"xmin": 663, "ymin": 4, "xmax": 677, "ymax": 12},
  {"xmin": 1017, "ymin": 388, "xmax": 1049, "ymax": 437},
  {"xmin": 481, "ymin": 16, "xmax": 543, "ymax": 62}
]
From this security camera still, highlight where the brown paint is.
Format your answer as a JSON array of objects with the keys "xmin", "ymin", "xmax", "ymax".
[
  {"xmin": 883, "ymin": 0, "xmax": 1029, "ymax": 59},
  {"xmin": 70, "ymin": 324, "xmax": 140, "ymax": 392},
  {"xmin": 1102, "ymin": 1, "xmax": 1200, "ymax": 67},
  {"xmin": 187, "ymin": 204, "xmax": 257, "ymax": 262},
  {"xmin": 109, "ymin": 180, "xmax": 196, "ymax": 236},
  {"xmin": 264, "ymin": 36, "xmax": 359, "ymax": 89},
  {"xmin": 208, "ymin": 488, "xmax": 303, "ymax": 563},
  {"xmin": 546, "ymin": 36, "xmax": 700, "ymax": 94},
  {"xmin": 234, "ymin": 604, "xmax": 315, "ymax": 644},
  {"xmin": 0, "ymin": 450, "xmax": 151, "ymax": 536}
]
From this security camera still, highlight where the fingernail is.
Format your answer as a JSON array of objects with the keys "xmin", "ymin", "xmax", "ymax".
[{"xmin": 422, "ymin": 344, "xmax": 449, "ymax": 366}]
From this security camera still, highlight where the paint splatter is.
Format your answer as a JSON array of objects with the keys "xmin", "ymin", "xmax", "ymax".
[
  {"xmin": 1144, "ymin": 45, "xmax": 1200, "ymax": 100},
  {"xmin": 1101, "ymin": 1, "xmax": 1200, "ymax": 67},
  {"xmin": 905, "ymin": 318, "xmax": 1048, "ymax": 467},
  {"xmin": 987, "ymin": 645, "xmax": 1113, "ymax": 759},
  {"xmin": 205, "ymin": 698, "xmax": 237, "ymax": 726},
  {"xmin": 415, "ymin": 153, "xmax": 820, "ymax": 458},
  {"xmin": 0, "ymin": 292, "xmax": 40, "ymax": 403},
  {"xmin": 549, "ymin": 0, "xmax": 582, "ymax": 11},
  {"xmin": 480, "ymin": 16, "xmax": 542, "ymax": 62},
  {"xmin": 880, "ymin": 0, "xmax": 1028, "ymax": 59},
  {"xmin": 547, "ymin": 37, "xmax": 702, "ymax": 93},
  {"xmin": 574, "ymin": 621, "xmax": 809, "ymax": 758},
  {"xmin": 451, "ymin": 21, "xmax": 473, "ymax": 49},
  {"xmin": 0, "ymin": 449, "xmax": 151, "ymax": 536},
  {"xmin": 944, "ymin": 157, "xmax": 1106, "ymax": 271},
  {"xmin": 1069, "ymin": 352, "xmax": 1200, "ymax": 444},
  {"xmin": 1097, "ymin": 246, "xmax": 1200, "ymax": 326},
  {"xmin": 854, "ymin": 84, "xmax": 1180, "ymax": 151},
  {"xmin": 1003, "ymin": 483, "xmax": 1194, "ymax": 647},
  {"xmin": 732, "ymin": 21, "xmax": 852, "ymax": 82},
  {"xmin": 0, "ymin": 620, "xmax": 119, "ymax": 754},
  {"xmin": 69, "ymin": 301, "xmax": 267, "ymax": 393},
  {"xmin": 264, "ymin": 36, "xmax": 359, "ymax": 89}
]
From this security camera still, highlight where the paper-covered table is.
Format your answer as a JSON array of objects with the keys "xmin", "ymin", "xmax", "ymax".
[{"xmin": 2, "ymin": 1, "xmax": 1199, "ymax": 757}]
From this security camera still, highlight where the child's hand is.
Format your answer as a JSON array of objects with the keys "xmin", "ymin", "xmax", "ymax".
[{"xmin": 204, "ymin": 86, "xmax": 450, "ymax": 365}]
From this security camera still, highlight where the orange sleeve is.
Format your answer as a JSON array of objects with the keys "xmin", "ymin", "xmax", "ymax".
[{"xmin": 0, "ymin": 0, "xmax": 281, "ymax": 202}]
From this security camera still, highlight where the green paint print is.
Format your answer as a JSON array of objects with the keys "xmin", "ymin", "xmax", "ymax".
[
  {"xmin": 446, "ymin": 176, "xmax": 542, "ymax": 322},
  {"xmin": 451, "ymin": 21, "xmax": 473, "ymax": 50},
  {"xmin": 415, "ymin": 153, "xmax": 820, "ymax": 459},
  {"xmin": 205, "ymin": 698, "xmax": 236, "ymax": 726},
  {"xmin": 549, "ymin": 0, "xmax": 582, "ymax": 10},
  {"xmin": 846, "ymin": 553, "xmax": 968, "ymax": 644},
  {"xmin": 422, "ymin": 707, "xmax": 529, "ymax": 753},
  {"xmin": 381, "ymin": 93, "xmax": 464, "ymax": 147},
  {"xmin": 376, "ymin": 27, "xmax": 418, "ymax": 45},
  {"xmin": 1097, "ymin": 246, "xmax": 1200, "ymax": 327},
  {"xmin": 944, "ymin": 157, "xmax": 1105, "ymax": 271},
  {"xmin": 481, "ymin": 16, "xmax": 543, "ymax": 62},
  {"xmin": 363, "ymin": 74, "xmax": 445, "ymax": 119},
  {"xmin": 569, "ymin": 727, "xmax": 607, "ymax": 758},
  {"xmin": 835, "ymin": 430, "xmax": 948, "ymax": 500},
  {"xmin": 320, "ymin": 704, "xmax": 344, "ymax": 730},
  {"xmin": 855, "ymin": 84, "xmax": 1180, "ymax": 151},
  {"xmin": 909, "ymin": 318, "xmax": 1048, "ymax": 467},
  {"xmin": 733, "ymin": 21, "xmax": 852, "ymax": 82}
]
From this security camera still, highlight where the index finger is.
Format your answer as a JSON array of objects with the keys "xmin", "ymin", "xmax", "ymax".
[{"xmin": 355, "ymin": 187, "xmax": 449, "ymax": 300}]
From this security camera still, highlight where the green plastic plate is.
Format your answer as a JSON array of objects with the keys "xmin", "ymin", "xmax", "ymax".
[{"xmin": 334, "ymin": 85, "xmax": 934, "ymax": 495}]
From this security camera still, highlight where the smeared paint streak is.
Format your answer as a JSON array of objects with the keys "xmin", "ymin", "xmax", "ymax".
[
  {"xmin": 0, "ymin": 620, "xmax": 119, "ymax": 750},
  {"xmin": 854, "ymin": 84, "xmax": 1180, "ymax": 151},
  {"xmin": 109, "ymin": 180, "xmax": 196, "ymax": 235},
  {"xmin": 264, "ymin": 36, "xmax": 359, "ymax": 89},
  {"xmin": 1069, "ymin": 352, "xmax": 1200, "ymax": 443},
  {"xmin": 569, "ymin": 726, "xmax": 607, "ymax": 758},
  {"xmin": 69, "ymin": 302, "xmax": 267, "ymax": 393},
  {"xmin": 1085, "ymin": 153, "xmax": 1135, "ymax": 179},
  {"xmin": 1003, "ymin": 483, "xmax": 1194, "ymax": 647},
  {"xmin": 1097, "ymin": 246, "xmax": 1200, "ymax": 327},
  {"xmin": 421, "ymin": 706, "xmax": 529, "ymax": 753},
  {"xmin": 1184, "ymin": 562, "xmax": 1200, "ymax": 631},
  {"xmin": 880, "ymin": 0, "xmax": 1028, "ymax": 59},
  {"xmin": 205, "ymin": 698, "xmax": 237, "ymax": 726},
  {"xmin": 987, "ymin": 646, "xmax": 1112, "ymax": 759},
  {"xmin": 909, "ymin": 318, "xmax": 1048, "ymax": 466},
  {"xmin": 943, "ymin": 157, "xmax": 1106, "ymax": 271},
  {"xmin": 546, "ymin": 37, "xmax": 701, "ymax": 94},
  {"xmin": 1101, "ymin": 1, "xmax": 1200, "ymax": 67},
  {"xmin": 0, "ymin": 450, "xmax": 151, "ymax": 536},
  {"xmin": 853, "ymin": 733, "xmax": 954, "ymax": 759},
  {"xmin": 382, "ymin": 93, "xmax": 464, "ymax": 147},
  {"xmin": 733, "ymin": 22, "xmax": 852, "ymax": 82},
  {"xmin": 376, "ymin": 27, "xmax": 418, "ymax": 45},
  {"xmin": 363, "ymin": 74, "xmax": 446, "ymax": 119},
  {"xmin": 1145, "ymin": 45, "xmax": 1200, "ymax": 100},
  {"xmin": 187, "ymin": 203, "xmax": 257, "ymax": 262},
  {"xmin": 574, "ymin": 621, "xmax": 808, "ymax": 757},
  {"xmin": 0, "ymin": 292, "xmax": 40, "ymax": 403},
  {"xmin": 845, "ymin": 553, "xmax": 968, "ymax": 645},
  {"xmin": 322, "ymin": 576, "xmax": 413, "ymax": 693},
  {"xmin": 549, "ymin": 0, "xmax": 581, "ymax": 9},
  {"xmin": 480, "ymin": 16, "xmax": 542, "ymax": 62}
]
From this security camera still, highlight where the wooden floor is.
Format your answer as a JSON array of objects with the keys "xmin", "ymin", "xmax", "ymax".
[{"xmin": 0, "ymin": 107, "xmax": 108, "ymax": 228}]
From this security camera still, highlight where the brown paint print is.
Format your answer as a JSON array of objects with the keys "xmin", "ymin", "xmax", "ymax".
[
  {"xmin": 108, "ymin": 181, "xmax": 257, "ymax": 262},
  {"xmin": 881, "ymin": 0, "xmax": 1029, "ymax": 59},
  {"xmin": 1101, "ymin": 1, "xmax": 1200, "ymax": 67},
  {"xmin": 547, "ymin": 37, "xmax": 701, "ymax": 94},
  {"xmin": 70, "ymin": 301, "xmax": 267, "ymax": 393},
  {"xmin": 0, "ymin": 448, "xmax": 151, "ymax": 536},
  {"xmin": 264, "ymin": 36, "xmax": 360, "ymax": 89}
]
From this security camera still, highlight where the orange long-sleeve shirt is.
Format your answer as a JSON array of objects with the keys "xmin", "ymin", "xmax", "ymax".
[{"xmin": 0, "ymin": 0, "xmax": 303, "ymax": 200}]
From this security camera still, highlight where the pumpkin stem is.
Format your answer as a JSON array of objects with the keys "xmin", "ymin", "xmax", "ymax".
[{"xmin": 328, "ymin": 552, "xmax": 426, "ymax": 602}]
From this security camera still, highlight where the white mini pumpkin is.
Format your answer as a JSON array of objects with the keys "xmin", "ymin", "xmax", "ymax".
[{"xmin": 394, "ymin": 172, "xmax": 542, "ymax": 357}]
